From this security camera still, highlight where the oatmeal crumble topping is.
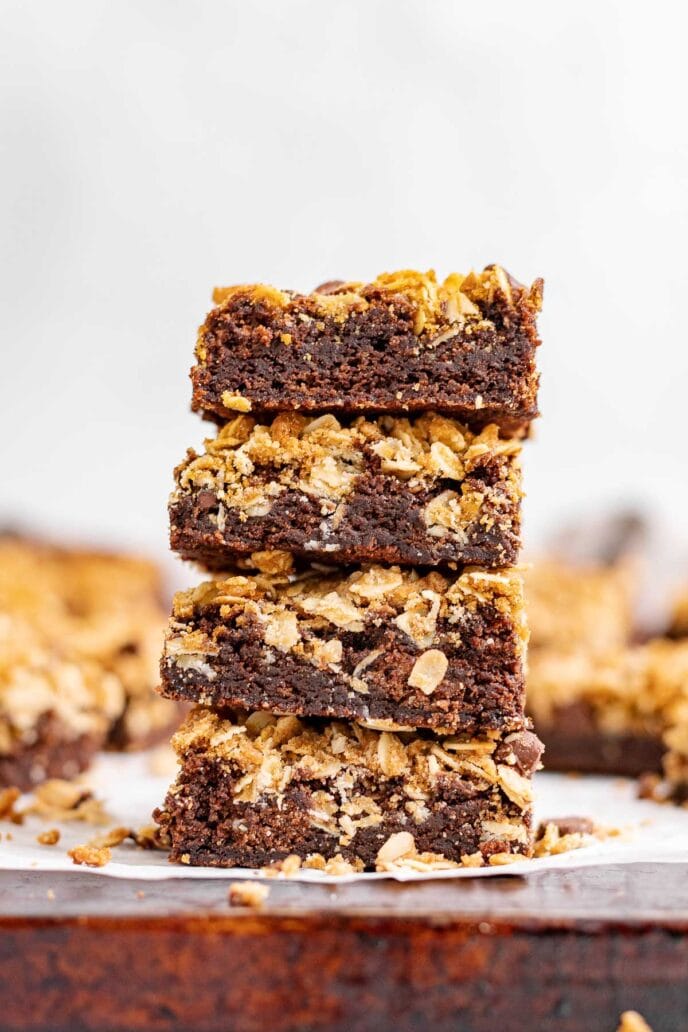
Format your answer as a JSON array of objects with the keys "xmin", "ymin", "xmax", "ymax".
[
  {"xmin": 165, "ymin": 564, "xmax": 528, "ymax": 678},
  {"xmin": 206, "ymin": 266, "xmax": 543, "ymax": 347},
  {"xmin": 172, "ymin": 412, "xmax": 521, "ymax": 532}
]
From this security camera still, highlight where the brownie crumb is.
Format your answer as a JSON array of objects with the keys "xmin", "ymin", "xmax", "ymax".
[
  {"xmin": 37, "ymin": 828, "xmax": 60, "ymax": 846},
  {"xmin": 533, "ymin": 820, "xmax": 594, "ymax": 857},
  {"xmin": 68, "ymin": 844, "xmax": 112, "ymax": 867},
  {"xmin": 228, "ymin": 881, "xmax": 270, "ymax": 907},
  {"xmin": 538, "ymin": 815, "xmax": 594, "ymax": 837}
]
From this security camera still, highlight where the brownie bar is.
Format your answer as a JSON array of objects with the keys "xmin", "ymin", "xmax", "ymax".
[
  {"xmin": 527, "ymin": 639, "xmax": 688, "ymax": 778},
  {"xmin": 160, "ymin": 564, "xmax": 527, "ymax": 735},
  {"xmin": 0, "ymin": 613, "xmax": 123, "ymax": 789},
  {"xmin": 154, "ymin": 708, "xmax": 542, "ymax": 870},
  {"xmin": 191, "ymin": 267, "xmax": 543, "ymax": 432},
  {"xmin": 170, "ymin": 412, "xmax": 522, "ymax": 570},
  {"xmin": 0, "ymin": 534, "xmax": 172, "ymax": 753}
]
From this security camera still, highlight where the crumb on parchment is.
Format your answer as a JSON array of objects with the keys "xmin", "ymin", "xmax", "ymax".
[
  {"xmin": 68, "ymin": 844, "xmax": 112, "ymax": 868},
  {"xmin": 37, "ymin": 828, "xmax": 60, "ymax": 846}
]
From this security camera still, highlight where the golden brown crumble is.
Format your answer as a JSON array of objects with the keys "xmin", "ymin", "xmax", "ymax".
[
  {"xmin": 528, "ymin": 638, "xmax": 688, "ymax": 755},
  {"xmin": 68, "ymin": 844, "xmax": 112, "ymax": 868},
  {"xmin": 525, "ymin": 559, "xmax": 634, "ymax": 655},
  {"xmin": 86, "ymin": 826, "xmax": 131, "ymax": 849},
  {"xmin": 206, "ymin": 267, "xmax": 543, "ymax": 346},
  {"xmin": 0, "ymin": 536, "xmax": 169, "ymax": 751},
  {"xmin": 166, "ymin": 564, "xmax": 527, "ymax": 689},
  {"xmin": 228, "ymin": 881, "xmax": 269, "ymax": 907},
  {"xmin": 0, "ymin": 786, "xmax": 22, "ymax": 822},
  {"xmin": 533, "ymin": 821, "xmax": 594, "ymax": 858},
  {"xmin": 37, "ymin": 828, "xmax": 60, "ymax": 846},
  {"xmin": 173, "ymin": 412, "xmax": 521, "ymax": 533}
]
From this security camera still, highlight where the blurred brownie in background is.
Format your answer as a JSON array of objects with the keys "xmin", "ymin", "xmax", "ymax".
[{"xmin": 0, "ymin": 533, "xmax": 177, "ymax": 786}]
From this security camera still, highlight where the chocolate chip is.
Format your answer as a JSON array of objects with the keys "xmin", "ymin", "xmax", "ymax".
[
  {"xmin": 540, "ymin": 816, "xmax": 594, "ymax": 836},
  {"xmin": 197, "ymin": 490, "xmax": 218, "ymax": 511},
  {"xmin": 495, "ymin": 731, "xmax": 543, "ymax": 775}
]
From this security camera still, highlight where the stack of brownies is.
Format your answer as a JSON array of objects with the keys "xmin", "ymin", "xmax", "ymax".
[{"xmin": 154, "ymin": 267, "xmax": 545, "ymax": 871}]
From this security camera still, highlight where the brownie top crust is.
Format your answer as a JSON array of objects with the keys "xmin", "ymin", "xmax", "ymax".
[
  {"xmin": 192, "ymin": 266, "xmax": 543, "ymax": 428},
  {"xmin": 170, "ymin": 706, "xmax": 542, "ymax": 813}
]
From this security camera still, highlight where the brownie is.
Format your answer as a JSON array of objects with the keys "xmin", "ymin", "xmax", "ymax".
[
  {"xmin": 170, "ymin": 412, "xmax": 521, "ymax": 570},
  {"xmin": 0, "ymin": 714, "xmax": 102, "ymax": 792},
  {"xmin": 191, "ymin": 267, "xmax": 543, "ymax": 432},
  {"xmin": 154, "ymin": 708, "xmax": 542, "ymax": 870},
  {"xmin": 534, "ymin": 702, "xmax": 664, "ymax": 777},
  {"xmin": 0, "ymin": 534, "xmax": 172, "ymax": 754},
  {"xmin": 160, "ymin": 564, "xmax": 527, "ymax": 735},
  {"xmin": 0, "ymin": 612, "xmax": 123, "ymax": 789},
  {"xmin": 527, "ymin": 639, "xmax": 688, "ymax": 779}
]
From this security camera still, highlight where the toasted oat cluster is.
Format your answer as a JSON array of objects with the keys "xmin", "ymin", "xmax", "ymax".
[
  {"xmin": 170, "ymin": 412, "xmax": 522, "ymax": 569},
  {"xmin": 192, "ymin": 267, "xmax": 542, "ymax": 430},
  {"xmin": 154, "ymin": 707, "xmax": 542, "ymax": 869},
  {"xmin": 161, "ymin": 564, "xmax": 528, "ymax": 734},
  {"xmin": 0, "ymin": 535, "xmax": 175, "ymax": 784}
]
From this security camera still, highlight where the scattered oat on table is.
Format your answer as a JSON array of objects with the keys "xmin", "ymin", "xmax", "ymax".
[{"xmin": 36, "ymin": 828, "xmax": 60, "ymax": 846}]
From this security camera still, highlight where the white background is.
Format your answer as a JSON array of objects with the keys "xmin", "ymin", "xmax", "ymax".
[{"xmin": 1, "ymin": 0, "xmax": 687, "ymax": 570}]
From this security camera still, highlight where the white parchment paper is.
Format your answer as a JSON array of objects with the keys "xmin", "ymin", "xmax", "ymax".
[{"xmin": 1, "ymin": 751, "xmax": 687, "ymax": 882}]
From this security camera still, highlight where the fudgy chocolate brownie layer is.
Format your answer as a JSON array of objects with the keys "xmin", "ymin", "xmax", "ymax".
[
  {"xmin": 192, "ymin": 268, "xmax": 542, "ymax": 431},
  {"xmin": 154, "ymin": 709, "xmax": 542, "ymax": 870},
  {"xmin": 161, "ymin": 565, "xmax": 528, "ymax": 734},
  {"xmin": 170, "ymin": 413, "xmax": 521, "ymax": 570},
  {"xmin": 536, "ymin": 702, "xmax": 664, "ymax": 776},
  {"xmin": 0, "ymin": 714, "xmax": 102, "ymax": 791}
]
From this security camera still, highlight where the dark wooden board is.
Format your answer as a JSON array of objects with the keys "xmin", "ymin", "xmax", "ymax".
[{"xmin": 1, "ymin": 864, "xmax": 686, "ymax": 1032}]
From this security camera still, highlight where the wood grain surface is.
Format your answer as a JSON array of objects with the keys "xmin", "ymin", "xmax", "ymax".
[{"xmin": 1, "ymin": 864, "xmax": 686, "ymax": 1032}]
